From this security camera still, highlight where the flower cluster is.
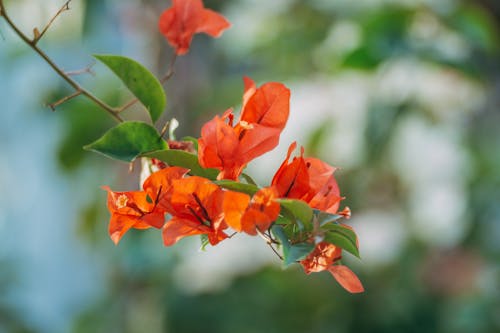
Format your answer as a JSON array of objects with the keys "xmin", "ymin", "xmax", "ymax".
[{"xmin": 102, "ymin": 0, "xmax": 364, "ymax": 293}]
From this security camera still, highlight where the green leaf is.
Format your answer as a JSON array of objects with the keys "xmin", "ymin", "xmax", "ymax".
[
  {"xmin": 274, "ymin": 216, "xmax": 300, "ymax": 238},
  {"xmin": 213, "ymin": 180, "xmax": 259, "ymax": 196},
  {"xmin": 84, "ymin": 121, "xmax": 167, "ymax": 162},
  {"xmin": 94, "ymin": 54, "xmax": 166, "ymax": 123},
  {"xmin": 271, "ymin": 225, "xmax": 314, "ymax": 266},
  {"xmin": 315, "ymin": 210, "xmax": 343, "ymax": 227},
  {"xmin": 271, "ymin": 225, "xmax": 290, "ymax": 259},
  {"xmin": 277, "ymin": 199, "xmax": 313, "ymax": 230},
  {"xmin": 240, "ymin": 173, "xmax": 258, "ymax": 186},
  {"xmin": 278, "ymin": 208, "xmax": 298, "ymax": 227},
  {"xmin": 286, "ymin": 243, "xmax": 315, "ymax": 266},
  {"xmin": 274, "ymin": 216, "xmax": 301, "ymax": 241},
  {"xmin": 144, "ymin": 149, "xmax": 219, "ymax": 180},
  {"xmin": 323, "ymin": 224, "xmax": 360, "ymax": 258},
  {"xmin": 275, "ymin": 215, "xmax": 292, "ymax": 226},
  {"xmin": 200, "ymin": 234, "xmax": 210, "ymax": 251}
]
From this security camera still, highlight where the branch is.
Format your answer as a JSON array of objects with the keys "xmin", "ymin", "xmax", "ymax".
[
  {"xmin": 48, "ymin": 90, "xmax": 82, "ymax": 111},
  {"xmin": 65, "ymin": 60, "xmax": 96, "ymax": 76},
  {"xmin": 32, "ymin": 0, "xmax": 71, "ymax": 44},
  {"xmin": 0, "ymin": 0, "xmax": 123, "ymax": 122},
  {"xmin": 160, "ymin": 53, "xmax": 178, "ymax": 84},
  {"xmin": 159, "ymin": 120, "xmax": 170, "ymax": 139},
  {"xmin": 116, "ymin": 97, "xmax": 139, "ymax": 114},
  {"xmin": 257, "ymin": 229, "xmax": 283, "ymax": 260},
  {"xmin": 268, "ymin": 242, "xmax": 284, "ymax": 260}
]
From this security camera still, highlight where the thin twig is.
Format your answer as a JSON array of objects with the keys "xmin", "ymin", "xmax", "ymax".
[
  {"xmin": 0, "ymin": 0, "xmax": 123, "ymax": 122},
  {"xmin": 256, "ymin": 229, "xmax": 272, "ymax": 243},
  {"xmin": 65, "ymin": 60, "xmax": 96, "ymax": 76},
  {"xmin": 160, "ymin": 53, "xmax": 177, "ymax": 84},
  {"xmin": 116, "ymin": 53, "xmax": 178, "ymax": 114},
  {"xmin": 256, "ymin": 228, "xmax": 284, "ymax": 260},
  {"xmin": 33, "ymin": 0, "xmax": 71, "ymax": 44},
  {"xmin": 48, "ymin": 89, "xmax": 82, "ymax": 110},
  {"xmin": 268, "ymin": 230, "xmax": 278, "ymax": 244},
  {"xmin": 116, "ymin": 97, "xmax": 139, "ymax": 113},
  {"xmin": 159, "ymin": 120, "xmax": 170, "ymax": 139},
  {"xmin": 267, "ymin": 242, "xmax": 284, "ymax": 260}
]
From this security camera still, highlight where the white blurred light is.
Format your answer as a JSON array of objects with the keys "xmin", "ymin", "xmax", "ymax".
[
  {"xmin": 390, "ymin": 116, "xmax": 470, "ymax": 246},
  {"xmin": 222, "ymin": 0, "xmax": 290, "ymax": 56},
  {"xmin": 173, "ymin": 235, "xmax": 279, "ymax": 294},
  {"xmin": 409, "ymin": 184, "xmax": 468, "ymax": 246},
  {"xmin": 390, "ymin": 115, "xmax": 470, "ymax": 187},
  {"xmin": 350, "ymin": 210, "xmax": 408, "ymax": 267},
  {"xmin": 315, "ymin": 20, "xmax": 361, "ymax": 67},
  {"xmin": 375, "ymin": 59, "xmax": 483, "ymax": 122}
]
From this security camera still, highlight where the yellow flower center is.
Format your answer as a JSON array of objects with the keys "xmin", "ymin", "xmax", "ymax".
[
  {"xmin": 239, "ymin": 121, "xmax": 254, "ymax": 130},
  {"xmin": 116, "ymin": 194, "xmax": 128, "ymax": 209}
]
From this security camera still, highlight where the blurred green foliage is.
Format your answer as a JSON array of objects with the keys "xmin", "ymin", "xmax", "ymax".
[{"xmin": 55, "ymin": 96, "xmax": 114, "ymax": 171}]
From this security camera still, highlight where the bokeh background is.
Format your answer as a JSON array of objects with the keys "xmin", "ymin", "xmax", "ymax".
[{"xmin": 1, "ymin": 0, "xmax": 499, "ymax": 332}]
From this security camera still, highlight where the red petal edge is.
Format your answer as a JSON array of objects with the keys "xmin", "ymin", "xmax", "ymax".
[{"xmin": 328, "ymin": 265, "xmax": 364, "ymax": 293}]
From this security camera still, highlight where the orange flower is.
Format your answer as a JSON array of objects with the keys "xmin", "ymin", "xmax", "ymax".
[
  {"xmin": 301, "ymin": 242, "xmax": 364, "ymax": 293},
  {"xmin": 239, "ymin": 77, "xmax": 290, "ymax": 130},
  {"xmin": 103, "ymin": 166, "xmax": 189, "ymax": 244},
  {"xmin": 103, "ymin": 187, "xmax": 165, "ymax": 245},
  {"xmin": 162, "ymin": 176, "xmax": 229, "ymax": 246},
  {"xmin": 142, "ymin": 166, "xmax": 190, "ymax": 212},
  {"xmin": 159, "ymin": 0, "xmax": 231, "ymax": 55},
  {"xmin": 198, "ymin": 78, "xmax": 290, "ymax": 180},
  {"xmin": 223, "ymin": 187, "xmax": 280, "ymax": 235},
  {"xmin": 301, "ymin": 242, "xmax": 342, "ymax": 274},
  {"xmin": 271, "ymin": 142, "xmax": 342, "ymax": 213}
]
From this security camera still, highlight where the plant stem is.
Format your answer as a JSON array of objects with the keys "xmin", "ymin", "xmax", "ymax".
[
  {"xmin": 257, "ymin": 229, "xmax": 284, "ymax": 260},
  {"xmin": 48, "ymin": 89, "xmax": 82, "ymax": 110},
  {"xmin": 0, "ymin": 0, "xmax": 123, "ymax": 122},
  {"xmin": 32, "ymin": 0, "xmax": 71, "ymax": 45},
  {"xmin": 64, "ymin": 60, "xmax": 96, "ymax": 76},
  {"xmin": 160, "ymin": 53, "xmax": 178, "ymax": 84}
]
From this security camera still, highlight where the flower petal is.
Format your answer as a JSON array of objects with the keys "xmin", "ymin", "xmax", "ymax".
[
  {"xmin": 162, "ymin": 217, "xmax": 207, "ymax": 246},
  {"xmin": 240, "ymin": 82, "xmax": 290, "ymax": 130},
  {"xmin": 241, "ymin": 187, "xmax": 280, "ymax": 235},
  {"xmin": 197, "ymin": 8, "xmax": 231, "ymax": 37},
  {"xmin": 142, "ymin": 166, "xmax": 189, "ymax": 212},
  {"xmin": 237, "ymin": 124, "xmax": 281, "ymax": 163},
  {"xmin": 223, "ymin": 191, "xmax": 251, "ymax": 232},
  {"xmin": 328, "ymin": 265, "xmax": 364, "ymax": 293},
  {"xmin": 300, "ymin": 242, "xmax": 341, "ymax": 274},
  {"xmin": 198, "ymin": 113, "xmax": 241, "ymax": 180},
  {"xmin": 109, "ymin": 214, "xmax": 138, "ymax": 245},
  {"xmin": 159, "ymin": 0, "xmax": 230, "ymax": 55},
  {"xmin": 242, "ymin": 76, "xmax": 256, "ymax": 109},
  {"xmin": 102, "ymin": 186, "xmax": 153, "ymax": 216},
  {"xmin": 271, "ymin": 143, "xmax": 310, "ymax": 199}
]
